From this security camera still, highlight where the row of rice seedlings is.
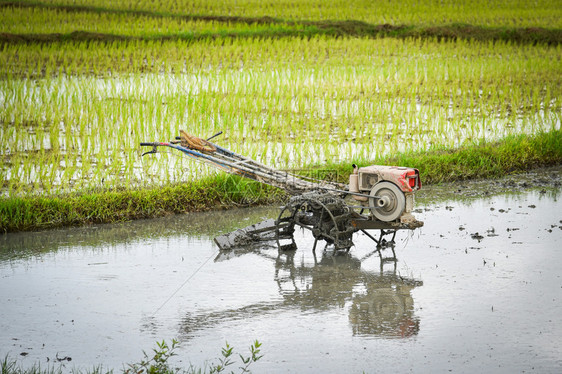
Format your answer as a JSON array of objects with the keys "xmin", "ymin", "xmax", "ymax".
[
  {"xmin": 0, "ymin": 7, "xmax": 306, "ymax": 37},
  {"xmin": 2, "ymin": 34, "xmax": 559, "ymax": 79},
  {"xmin": 2, "ymin": 37, "xmax": 558, "ymax": 125},
  {"xmin": 35, "ymin": 0, "xmax": 562, "ymax": 28},
  {"xmin": 0, "ymin": 92, "xmax": 548, "ymax": 172},
  {"xmin": 1, "ymin": 37, "xmax": 560, "ymax": 196},
  {"xmin": 3, "ymin": 85, "xmax": 557, "ymax": 194}
]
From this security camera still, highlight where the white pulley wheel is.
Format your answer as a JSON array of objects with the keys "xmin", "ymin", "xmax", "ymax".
[{"xmin": 369, "ymin": 181, "xmax": 406, "ymax": 222}]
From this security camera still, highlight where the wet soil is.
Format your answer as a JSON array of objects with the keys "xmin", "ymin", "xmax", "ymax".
[
  {"xmin": 1, "ymin": 166, "xmax": 561, "ymax": 373},
  {"xmin": 416, "ymin": 164, "xmax": 562, "ymax": 202}
]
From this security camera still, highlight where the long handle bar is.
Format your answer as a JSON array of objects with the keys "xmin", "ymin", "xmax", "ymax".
[{"xmin": 140, "ymin": 142, "xmax": 167, "ymax": 156}]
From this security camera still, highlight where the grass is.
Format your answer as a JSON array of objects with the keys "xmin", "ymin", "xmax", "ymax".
[
  {"xmin": 326, "ymin": 130, "xmax": 562, "ymax": 184},
  {"xmin": 1, "ymin": 339, "xmax": 263, "ymax": 374},
  {"xmin": 1, "ymin": 130, "xmax": 560, "ymax": 233}
]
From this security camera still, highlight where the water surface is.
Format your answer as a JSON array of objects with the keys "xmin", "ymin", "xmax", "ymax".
[{"xmin": 1, "ymin": 180, "xmax": 561, "ymax": 373}]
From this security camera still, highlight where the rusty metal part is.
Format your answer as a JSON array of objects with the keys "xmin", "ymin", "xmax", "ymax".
[
  {"xmin": 276, "ymin": 192, "xmax": 354, "ymax": 252},
  {"xmin": 179, "ymin": 130, "xmax": 217, "ymax": 153}
]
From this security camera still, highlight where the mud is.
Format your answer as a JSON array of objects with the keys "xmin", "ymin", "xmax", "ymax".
[
  {"xmin": 1, "ymin": 166, "xmax": 561, "ymax": 373},
  {"xmin": 416, "ymin": 164, "xmax": 562, "ymax": 202}
]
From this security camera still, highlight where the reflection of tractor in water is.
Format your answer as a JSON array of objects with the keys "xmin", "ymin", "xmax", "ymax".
[
  {"xmin": 273, "ymin": 250, "xmax": 422, "ymax": 338},
  {"xmin": 141, "ymin": 131, "xmax": 423, "ymax": 254},
  {"xmin": 348, "ymin": 275, "xmax": 420, "ymax": 338},
  {"xmin": 179, "ymin": 248, "xmax": 422, "ymax": 340}
]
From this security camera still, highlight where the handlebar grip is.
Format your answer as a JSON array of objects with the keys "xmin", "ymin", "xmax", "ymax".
[{"xmin": 140, "ymin": 142, "xmax": 156, "ymax": 146}]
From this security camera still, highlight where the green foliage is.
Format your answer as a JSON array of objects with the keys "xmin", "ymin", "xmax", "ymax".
[
  {"xmin": 237, "ymin": 340, "xmax": 263, "ymax": 374},
  {"xmin": 123, "ymin": 339, "xmax": 263, "ymax": 374},
  {"xmin": 1, "ymin": 354, "xmax": 108, "ymax": 374},
  {"xmin": 0, "ymin": 175, "xmax": 236, "ymax": 232},
  {"xmin": 1, "ymin": 340, "xmax": 263, "ymax": 374},
  {"xmin": 1, "ymin": 355, "xmax": 17, "ymax": 374},
  {"xmin": 124, "ymin": 340, "xmax": 179, "ymax": 374}
]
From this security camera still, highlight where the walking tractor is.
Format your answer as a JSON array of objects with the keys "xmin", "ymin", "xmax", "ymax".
[{"xmin": 141, "ymin": 131, "xmax": 423, "ymax": 257}]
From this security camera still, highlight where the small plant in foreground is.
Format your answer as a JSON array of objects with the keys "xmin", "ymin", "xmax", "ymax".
[
  {"xmin": 123, "ymin": 340, "xmax": 263, "ymax": 374},
  {"xmin": 124, "ymin": 339, "xmax": 179, "ymax": 374},
  {"xmin": 1, "ymin": 355, "xmax": 17, "ymax": 374},
  {"xmin": 207, "ymin": 341, "xmax": 263, "ymax": 374}
]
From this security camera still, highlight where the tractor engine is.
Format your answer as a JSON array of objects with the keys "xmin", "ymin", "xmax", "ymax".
[{"xmin": 349, "ymin": 164, "xmax": 421, "ymax": 223}]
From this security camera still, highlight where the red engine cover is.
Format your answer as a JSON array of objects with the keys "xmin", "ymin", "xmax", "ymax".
[{"xmin": 358, "ymin": 165, "xmax": 421, "ymax": 193}]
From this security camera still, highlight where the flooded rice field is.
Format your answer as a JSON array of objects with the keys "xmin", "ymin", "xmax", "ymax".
[{"xmin": 1, "ymin": 167, "xmax": 562, "ymax": 373}]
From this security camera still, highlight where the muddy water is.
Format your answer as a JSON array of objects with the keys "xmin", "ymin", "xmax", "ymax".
[{"xmin": 1, "ymin": 171, "xmax": 562, "ymax": 373}]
